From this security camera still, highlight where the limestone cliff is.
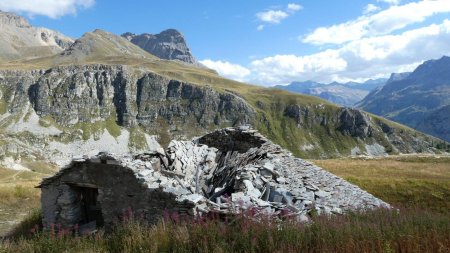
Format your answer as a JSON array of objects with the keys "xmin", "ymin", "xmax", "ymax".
[
  {"xmin": 0, "ymin": 20, "xmax": 445, "ymax": 166},
  {"xmin": 0, "ymin": 64, "xmax": 444, "ymax": 166}
]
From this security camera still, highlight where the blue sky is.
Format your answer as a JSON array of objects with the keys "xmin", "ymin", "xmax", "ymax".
[{"xmin": 2, "ymin": 0, "xmax": 450, "ymax": 85}]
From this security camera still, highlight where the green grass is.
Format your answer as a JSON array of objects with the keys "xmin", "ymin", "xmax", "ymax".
[
  {"xmin": 0, "ymin": 86, "xmax": 11, "ymax": 115},
  {"xmin": 129, "ymin": 126, "xmax": 148, "ymax": 150},
  {"xmin": 0, "ymin": 100, "xmax": 7, "ymax": 115}
]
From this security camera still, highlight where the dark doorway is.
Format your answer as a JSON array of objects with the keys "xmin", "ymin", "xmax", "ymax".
[{"xmin": 71, "ymin": 185, "xmax": 104, "ymax": 227}]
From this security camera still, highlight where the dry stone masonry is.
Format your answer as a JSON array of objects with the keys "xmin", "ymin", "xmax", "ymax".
[{"xmin": 40, "ymin": 127, "xmax": 389, "ymax": 230}]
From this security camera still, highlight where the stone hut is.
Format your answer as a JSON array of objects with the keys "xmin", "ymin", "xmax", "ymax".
[{"xmin": 39, "ymin": 127, "xmax": 389, "ymax": 231}]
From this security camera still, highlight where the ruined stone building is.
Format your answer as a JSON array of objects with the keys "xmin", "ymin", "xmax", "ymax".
[{"xmin": 39, "ymin": 127, "xmax": 389, "ymax": 231}]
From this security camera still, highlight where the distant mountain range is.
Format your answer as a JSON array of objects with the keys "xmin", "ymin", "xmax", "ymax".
[
  {"xmin": 275, "ymin": 79, "xmax": 387, "ymax": 107},
  {"xmin": 358, "ymin": 56, "xmax": 450, "ymax": 142}
]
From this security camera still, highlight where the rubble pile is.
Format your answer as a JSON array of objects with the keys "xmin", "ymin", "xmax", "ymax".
[{"xmin": 42, "ymin": 127, "xmax": 390, "ymax": 225}]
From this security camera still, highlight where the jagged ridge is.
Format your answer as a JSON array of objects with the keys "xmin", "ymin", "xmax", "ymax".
[{"xmin": 122, "ymin": 29, "xmax": 198, "ymax": 65}]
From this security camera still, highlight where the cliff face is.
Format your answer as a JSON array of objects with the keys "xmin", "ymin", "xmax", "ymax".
[
  {"xmin": 0, "ymin": 64, "xmax": 444, "ymax": 165},
  {"xmin": 0, "ymin": 65, "xmax": 257, "ymax": 164},
  {"xmin": 27, "ymin": 65, "xmax": 252, "ymax": 128}
]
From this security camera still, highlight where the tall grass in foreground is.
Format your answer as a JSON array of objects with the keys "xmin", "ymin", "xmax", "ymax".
[{"xmin": 1, "ymin": 208, "xmax": 450, "ymax": 253}]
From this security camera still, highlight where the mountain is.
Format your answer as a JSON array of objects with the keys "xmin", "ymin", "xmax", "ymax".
[
  {"xmin": 344, "ymin": 78, "xmax": 390, "ymax": 91},
  {"xmin": 358, "ymin": 56, "xmax": 450, "ymax": 142},
  {"xmin": 275, "ymin": 78, "xmax": 387, "ymax": 107},
  {"xmin": 0, "ymin": 11, "xmax": 73, "ymax": 63},
  {"xmin": 0, "ymin": 14, "xmax": 446, "ymax": 168},
  {"xmin": 122, "ymin": 29, "xmax": 198, "ymax": 65}
]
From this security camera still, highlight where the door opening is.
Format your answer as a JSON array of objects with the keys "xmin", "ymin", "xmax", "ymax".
[{"xmin": 71, "ymin": 185, "xmax": 104, "ymax": 228}]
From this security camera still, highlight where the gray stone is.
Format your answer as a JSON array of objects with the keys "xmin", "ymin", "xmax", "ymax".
[
  {"xmin": 39, "ymin": 127, "xmax": 391, "ymax": 231},
  {"xmin": 122, "ymin": 29, "xmax": 199, "ymax": 65},
  {"xmin": 181, "ymin": 194, "xmax": 204, "ymax": 204},
  {"xmin": 315, "ymin": 190, "xmax": 331, "ymax": 199}
]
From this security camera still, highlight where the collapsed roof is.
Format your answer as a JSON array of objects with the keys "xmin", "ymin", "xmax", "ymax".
[{"xmin": 40, "ymin": 127, "xmax": 389, "ymax": 224}]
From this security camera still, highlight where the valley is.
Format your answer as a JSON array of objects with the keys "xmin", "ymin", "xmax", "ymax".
[{"xmin": 0, "ymin": 3, "xmax": 449, "ymax": 252}]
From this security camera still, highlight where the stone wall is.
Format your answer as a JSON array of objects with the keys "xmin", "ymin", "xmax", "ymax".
[
  {"xmin": 40, "ymin": 127, "xmax": 391, "ymax": 231},
  {"xmin": 41, "ymin": 160, "xmax": 195, "ymax": 230}
]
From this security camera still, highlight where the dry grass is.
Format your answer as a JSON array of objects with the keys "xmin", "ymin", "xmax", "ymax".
[
  {"xmin": 2, "ymin": 208, "xmax": 450, "ymax": 253},
  {"xmin": 0, "ymin": 163, "xmax": 55, "ymax": 237},
  {"xmin": 1, "ymin": 156, "xmax": 450, "ymax": 252},
  {"xmin": 312, "ymin": 155, "xmax": 450, "ymax": 213}
]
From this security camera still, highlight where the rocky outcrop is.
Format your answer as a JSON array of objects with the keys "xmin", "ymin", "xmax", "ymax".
[
  {"xmin": 122, "ymin": 29, "xmax": 198, "ymax": 64},
  {"xmin": 0, "ymin": 64, "xmax": 254, "ymax": 161},
  {"xmin": 0, "ymin": 11, "xmax": 31, "ymax": 28},
  {"xmin": 40, "ymin": 127, "xmax": 389, "ymax": 230},
  {"xmin": 0, "ymin": 63, "xmax": 442, "ymax": 165},
  {"xmin": 281, "ymin": 103, "xmax": 441, "ymax": 155},
  {"xmin": 337, "ymin": 108, "xmax": 373, "ymax": 138},
  {"xmin": 26, "ymin": 65, "xmax": 253, "ymax": 128}
]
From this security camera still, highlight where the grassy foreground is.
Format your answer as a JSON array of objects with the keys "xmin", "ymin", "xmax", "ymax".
[
  {"xmin": 1, "ymin": 155, "xmax": 449, "ymax": 252},
  {"xmin": 1, "ymin": 208, "xmax": 450, "ymax": 253}
]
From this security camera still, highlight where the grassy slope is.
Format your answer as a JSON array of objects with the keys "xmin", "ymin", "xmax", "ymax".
[
  {"xmin": 0, "ymin": 162, "xmax": 55, "ymax": 236},
  {"xmin": 313, "ymin": 155, "xmax": 450, "ymax": 213}
]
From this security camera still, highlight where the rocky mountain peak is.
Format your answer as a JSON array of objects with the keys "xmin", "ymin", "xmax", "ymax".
[
  {"xmin": 410, "ymin": 55, "xmax": 450, "ymax": 81},
  {"xmin": 387, "ymin": 72, "xmax": 411, "ymax": 83},
  {"xmin": 157, "ymin": 28, "xmax": 184, "ymax": 39},
  {"xmin": 59, "ymin": 29, "xmax": 156, "ymax": 63},
  {"xmin": 0, "ymin": 11, "xmax": 73, "ymax": 62},
  {"xmin": 121, "ymin": 29, "xmax": 198, "ymax": 64},
  {"xmin": 0, "ymin": 10, "xmax": 31, "ymax": 28}
]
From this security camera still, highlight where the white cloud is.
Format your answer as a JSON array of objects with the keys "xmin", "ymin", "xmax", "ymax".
[
  {"xmin": 256, "ymin": 10, "xmax": 289, "ymax": 24},
  {"xmin": 256, "ymin": 3, "xmax": 302, "ymax": 28},
  {"xmin": 377, "ymin": 0, "xmax": 400, "ymax": 5},
  {"xmin": 287, "ymin": 3, "xmax": 302, "ymax": 12},
  {"xmin": 302, "ymin": 0, "xmax": 450, "ymax": 45},
  {"xmin": 200, "ymin": 59, "xmax": 251, "ymax": 81},
  {"xmin": 0, "ymin": 0, "xmax": 95, "ymax": 19},
  {"xmin": 364, "ymin": 4, "xmax": 380, "ymax": 14},
  {"xmin": 250, "ymin": 51, "xmax": 348, "ymax": 85},
  {"xmin": 249, "ymin": 19, "xmax": 450, "ymax": 85},
  {"xmin": 257, "ymin": 25, "xmax": 265, "ymax": 31}
]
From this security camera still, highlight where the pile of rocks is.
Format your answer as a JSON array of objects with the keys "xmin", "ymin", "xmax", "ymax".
[{"xmin": 55, "ymin": 127, "xmax": 389, "ymax": 222}]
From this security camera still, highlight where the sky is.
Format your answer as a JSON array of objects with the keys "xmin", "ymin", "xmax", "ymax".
[{"xmin": 1, "ymin": 0, "xmax": 450, "ymax": 86}]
